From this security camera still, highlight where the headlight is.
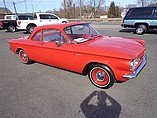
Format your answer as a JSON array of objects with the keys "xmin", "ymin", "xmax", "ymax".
[{"xmin": 130, "ymin": 57, "xmax": 141, "ymax": 71}]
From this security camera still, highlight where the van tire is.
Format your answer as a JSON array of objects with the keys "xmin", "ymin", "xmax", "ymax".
[{"xmin": 135, "ymin": 24, "xmax": 147, "ymax": 35}]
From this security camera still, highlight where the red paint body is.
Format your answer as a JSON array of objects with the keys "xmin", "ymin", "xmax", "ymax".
[{"xmin": 8, "ymin": 22, "xmax": 146, "ymax": 82}]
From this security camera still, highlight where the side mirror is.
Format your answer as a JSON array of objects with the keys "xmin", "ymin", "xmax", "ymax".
[{"xmin": 55, "ymin": 41, "xmax": 61, "ymax": 47}]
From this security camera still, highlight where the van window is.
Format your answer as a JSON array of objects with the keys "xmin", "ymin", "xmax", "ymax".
[
  {"xmin": 126, "ymin": 7, "xmax": 154, "ymax": 19},
  {"xmin": 154, "ymin": 10, "xmax": 157, "ymax": 18}
]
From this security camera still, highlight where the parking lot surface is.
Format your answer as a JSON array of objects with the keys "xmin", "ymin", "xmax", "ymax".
[{"xmin": 0, "ymin": 24, "xmax": 157, "ymax": 118}]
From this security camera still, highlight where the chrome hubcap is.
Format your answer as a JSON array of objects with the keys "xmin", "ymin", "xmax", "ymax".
[
  {"xmin": 30, "ymin": 27, "xmax": 34, "ymax": 33},
  {"xmin": 137, "ymin": 28, "xmax": 143, "ymax": 34},
  {"xmin": 96, "ymin": 71, "xmax": 105, "ymax": 81},
  {"xmin": 22, "ymin": 53, "xmax": 27, "ymax": 59}
]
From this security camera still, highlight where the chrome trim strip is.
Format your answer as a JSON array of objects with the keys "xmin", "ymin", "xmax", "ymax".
[{"xmin": 123, "ymin": 54, "xmax": 147, "ymax": 79}]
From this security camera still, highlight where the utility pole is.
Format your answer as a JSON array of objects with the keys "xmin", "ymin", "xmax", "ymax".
[
  {"xmin": 24, "ymin": 0, "xmax": 28, "ymax": 13},
  {"xmin": 94, "ymin": 0, "xmax": 95, "ymax": 18},
  {"xmin": 80, "ymin": 0, "xmax": 82, "ymax": 21},
  {"xmin": 31, "ymin": 0, "xmax": 34, "ymax": 14},
  {"xmin": 3, "ymin": 0, "xmax": 7, "ymax": 8},
  {"xmin": 13, "ymin": 2, "xmax": 18, "ymax": 15},
  {"xmin": 3, "ymin": 0, "xmax": 7, "ymax": 13},
  {"xmin": 73, "ymin": 3, "xmax": 75, "ymax": 18},
  {"xmin": 142, "ymin": 0, "xmax": 144, "ymax": 7},
  {"xmin": 64, "ymin": 0, "xmax": 67, "ymax": 18}
]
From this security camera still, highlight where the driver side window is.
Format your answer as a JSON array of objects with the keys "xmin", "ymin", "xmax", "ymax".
[{"xmin": 43, "ymin": 29, "xmax": 67, "ymax": 43}]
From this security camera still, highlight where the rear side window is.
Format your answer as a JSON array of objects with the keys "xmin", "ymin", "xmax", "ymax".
[
  {"xmin": 18, "ymin": 16, "xmax": 25, "ymax": 20},
  {"xmin": 39, "ymin": 14, "xmax": 48, "ymax": 19},
  {"xmin": 126, "ymin": 7, "xmax": 154, "ymax": 19},
  {"xmin": 18, "ymin": 16, "xmax": 34, "ymax": 20},
  {"xmin": 6, "ymin": 16, "xmax": 12, "ymax": 20},
  {"xmin": 39, "ymin": 14, "xmax": 58, "ymax": 20},
  {"xmin": 32, "ymin": 31, "xmax": 41, "ymax": 41}
]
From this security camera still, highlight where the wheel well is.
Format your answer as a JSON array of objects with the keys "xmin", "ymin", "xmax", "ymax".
[
  {"xmin": 134, "ymin": 23, "xmax": 149, "ymax": 29},
  {"xmin": 62, "ymin": 21, "xmax": 67, "ymax": 23},
  {"xmin": 9, "ymin": 24, "xmax": 15, "ymax": 27},
  {"xmin": 16, "ymin": 48, "xmax": 23, "ymax": 54},
  {"xmin": 7, "ymin": 24, "xmax": 16, "ymax": 29},
  {"xmin": 82, "ymin": 62, "xmax": 113, "ymax": 76},
  {"xmin": 27, "ymin": 23, "xmax": 37, "ymax": 29}
]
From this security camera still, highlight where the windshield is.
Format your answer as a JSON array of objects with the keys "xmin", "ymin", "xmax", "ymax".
[{"xmin": 64, "ymin": 24, "xmax": 101, "ymax": 43}]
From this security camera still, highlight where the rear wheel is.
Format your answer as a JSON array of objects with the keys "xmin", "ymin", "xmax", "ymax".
[
  {"xmin": 135, "ymin": 24, "xmax": 147, "ymax": 35},
  {"xmin": 19, "ymin": 50, "xmax": 32, "ymax": 64},
  {"xmin": 27, "ymin": 25, "xmax": 35, "ymax": 33},
  {"xmin": 8, "ymin": 25, "xmax": 16, "ymax": 32},
  {"xmin": 88, "ymin": 64, "xmax": 115, "ymax": 89}
]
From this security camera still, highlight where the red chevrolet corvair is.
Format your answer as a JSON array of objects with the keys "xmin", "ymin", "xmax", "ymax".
[{"xmin": 8, "ymin": 22, "xmax": 147, "ymax": 88}]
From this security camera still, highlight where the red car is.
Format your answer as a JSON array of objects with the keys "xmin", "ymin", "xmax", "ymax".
[{"xmin": 8, "ymin": 22, "xmax": 147, "ymax": 89}]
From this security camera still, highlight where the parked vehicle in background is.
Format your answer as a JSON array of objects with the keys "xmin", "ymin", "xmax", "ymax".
[
  {"xmin": 0, "ymin": 13, "xmax": 68, "ymax": 33},
  {"xmin": 8, "ymin": 22, "xmax": 147, "ymax": 89},
  {"xmin": 17, "ymin": 13, "xmax": 68, "ymax": 33},
  {"xmin": 0, "ymin": 19, "xmax": 17, "ymax": 32},
  {"xmin": 121, "ymin": 6, "xmax": 157, "ymax": 35},
  {"xmin": 0, "ymin": 14, "xmax": 32, "ymax": 32},
  {"xmin": 0, "ymin": 14, "xmax": 18, "ymax": 32}
]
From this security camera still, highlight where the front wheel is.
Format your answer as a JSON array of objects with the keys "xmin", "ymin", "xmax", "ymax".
[
  {"xmin": 19, "ymin": 50, "xmax": 32, "ymax": 64},
  {"xmin": 88, "ymin": 64, "xmax": 115, "ymax": 89},
  {"xmin": 27, "ymin": 25, "xmax": 35, "ymax": 33}
]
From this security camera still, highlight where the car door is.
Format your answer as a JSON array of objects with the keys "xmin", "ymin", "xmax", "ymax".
[
  {"xmin": 38, "ymin": 29, "xmax": 75, "ymax": 71},
  {"xmin": 39, "ymin": 14, "xmax": 60, "ymax": 26}
]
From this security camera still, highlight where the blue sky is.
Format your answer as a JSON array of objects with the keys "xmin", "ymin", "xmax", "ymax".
[{"xmin": 0, "ymin": 0, "xmax": 137, "ymax": 13}]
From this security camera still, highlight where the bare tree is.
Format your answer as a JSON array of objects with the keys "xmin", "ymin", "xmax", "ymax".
[
  {"xmin": 61, "ymin": 0, "xmax": 78, "ymax": 18},
  {"xmin": 137, "ymin": 0, "xmax": 157, "ymax": 7},
  {"xmin": 83, "ymin": 0, "xmax": 105, "ymax": 18},
  {"xmin": 60, "ymin": 0, "xmax": 106, "ymax": 18}
]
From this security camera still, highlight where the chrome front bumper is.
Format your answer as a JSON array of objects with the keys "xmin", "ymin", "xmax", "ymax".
[{"xmin": 123, "ymin": 54, "xmax": 147, "ymax": 79}]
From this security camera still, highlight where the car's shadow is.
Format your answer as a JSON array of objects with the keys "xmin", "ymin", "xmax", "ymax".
[
  {"xmin": 119, "ymin": 29, "xmax": 134, "ymax": 33},
  {"xmin": 4, "ymin": 30, "xmax": 30, "ymax": 34},
  {"xmin": 23, "ymin": 31, "xmax": 30, "ymax": 34},
  {"xmin": 119, "ymin": 29, "xmax": 157, "ymax": 34},
  {"xmin": 80, "ymin": 91, "xmax": 121, "ymax": 118}
]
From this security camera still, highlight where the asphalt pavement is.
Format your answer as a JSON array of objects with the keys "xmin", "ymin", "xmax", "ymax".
[{"xmin": 0, "ymin": 24, "xmax": 157, "ymax": 118}]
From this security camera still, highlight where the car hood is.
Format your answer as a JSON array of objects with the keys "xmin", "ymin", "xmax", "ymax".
[{"xmin": 83, "ymin": 36, "xmax": 146, "ymax": 59}]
